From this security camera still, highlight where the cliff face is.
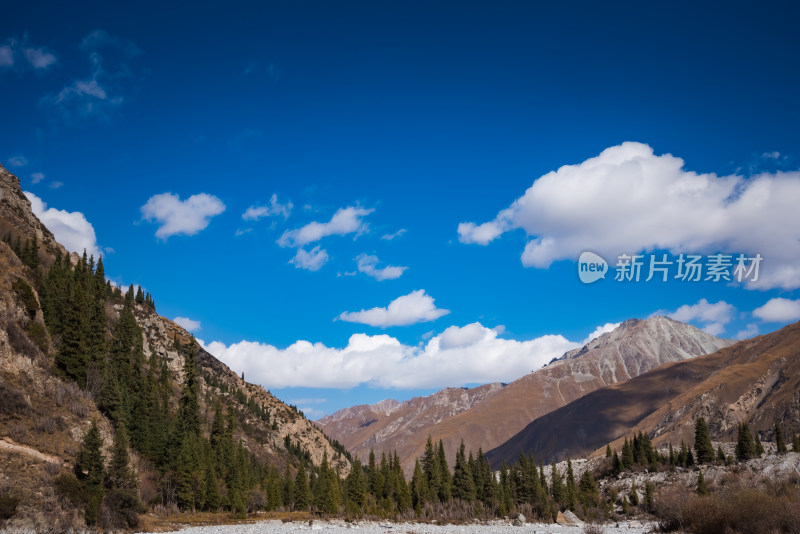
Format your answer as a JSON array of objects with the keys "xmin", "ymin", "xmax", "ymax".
[
  {"xmin": 0, "ymin": 165, "xmax": 347, "ymax": 531},
  {"xmin": 319, "ymin": 317, "xmax": 732, "ymax": 474}
]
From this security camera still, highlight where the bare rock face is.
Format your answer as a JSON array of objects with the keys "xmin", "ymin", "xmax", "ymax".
[
  {"xmin": 320, "ymin": 316, "xmax": 732, "ymax": 474},
  {"xmin": 0, "ymin": 164, "xmax": 67, "ymax": 265}
]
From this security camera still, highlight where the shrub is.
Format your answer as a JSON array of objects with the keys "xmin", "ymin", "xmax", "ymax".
[
  {"xmin": 0, "ymin": 493, "xmax": 20, "ymax": 520},
  {"xmin": 54, "ymin": 473, "xmax": 87, "ymax": 507},
  {"xmin": 25, "ymin": 321, "xmax": 49, "ymax": 354},
  {"xmin": 0, "ymin": 383, "xmax": 31, "ymax": 416},
  {"xmin": 12, "ymin": 278, "xmax": 38, "ymax": 318}
]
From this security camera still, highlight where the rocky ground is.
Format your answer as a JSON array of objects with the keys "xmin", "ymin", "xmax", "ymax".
[{"xmin": 135, "ymin": 518, "xmax": 656, "ymax": 534}]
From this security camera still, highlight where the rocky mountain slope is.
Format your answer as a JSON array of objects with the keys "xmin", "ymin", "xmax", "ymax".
[
  {"xmin": 486, "ymin": 320, "xmax": 800, "ymax": 465},
  {"xmin": 0, "ymin": 164, "xmax": 348, "ymax": 531},
  {"xmin": 319, "ymin": 316, "xmax": 732, "ymax": 473}
]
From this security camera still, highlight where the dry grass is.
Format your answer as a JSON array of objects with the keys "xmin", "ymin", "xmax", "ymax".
[
  {"xmin": 654, "ymin": 478, "xmax": 800, "ymax": 534},
  {"xmin": 141, "ymin": 510, "xmax": 317, "ymax": 532}
]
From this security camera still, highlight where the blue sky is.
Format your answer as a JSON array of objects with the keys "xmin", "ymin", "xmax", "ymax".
[{"xmin": 3, "ymin": 1, "xmax": 800, "ymax": 418}]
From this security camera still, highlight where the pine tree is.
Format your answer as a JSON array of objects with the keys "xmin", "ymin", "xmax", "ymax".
[
  {"xmin": 436, "ymin": 440, "xmax": 451, "ymax": 502},
  {"xmin": 550, "ymin": 462, "xmax": 564, "ymax": 506},
  {"xmin": 621, "ymin": 438, "xmax": 634, "ymax": 469},
  {"xmin": 629, "ymin": 482, "xmax": 639, "ymax": 507},
  {"xmin": 105, "ymin": 422, "xmax": 143, "ymax": 528},
  {"xmin": 203, "ymin": 465, "xmax": 221, "ymax": 512},
  {"xmin": 775, "ymin": 422, "xmax": 787, "ymax": 454},
  {"xmin": 578, "ymin": 470, "xmax": 600, "ymax": 510},
  {"xmin": 754, "ymin": 430, "xmax": 764, "ymax": 455},
  {"xmin": 736, "ymin": 422, "xmax": 756, "ymax": 461},
  {"xmin": 410, "ymin": 459, "xmax": 427, "ymax": 513},
  {"xmin": 606, "ymin": 444, "xmax": 612, "ymax": 458},
  {"xmin": 716, "ymin": 446, "xmax": 726, "ymax": 464},
  {"xmin": 793, "ymin": 432, "xmax": 800, "ymax": 452},
  {"xmin": 697, "ymin": 470, "xmax": 708, "ymax": 495},
  {"xmin": 565, "ymin": 459, "xmax": 577, "ymax": 511},
  {"xmin": 345, "ymin": 457, "xmax": 366, "ymax": 514},
  {"xmin": 294, "ymin": 461, "xmax": 311, "ymax": 510},
  {"xmin": 452, "ymin": 440, "xmax": 476, "ymax": 502},
  {"xmin": 75, "ymin": 421, "xmax": 105, "ymax": 525},
  {"xmin": 694, "ymin": 417, "xmax": 715, "ymax": 464}
]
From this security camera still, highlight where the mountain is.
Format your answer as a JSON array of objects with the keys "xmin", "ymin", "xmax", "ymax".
[
  {"xmin": 0, "ymin": 164, "xmax": 348, "ymax": 531},
  {"xmin": 318, "ymin": 316, "xmax": 732, "ymax": 473},
  {"xmin": 486, "ymin": 320, "xmax": 800, "ymax": 466}
]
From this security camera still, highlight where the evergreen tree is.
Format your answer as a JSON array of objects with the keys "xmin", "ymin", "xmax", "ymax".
[
  {"xmin": 578, "ymin": 470, "xmax": 600, "ymax": 510},
  {"xmin": 697, "ymin": 470, "xmax": 708, "ymax": 496},
  {"xmin": 294, "ymin": 461, "xmax": 311, "ymax": 510},
  {"xmin": 605, "ymin": 444, "xmax": 612, "ymax": 458},
  {"xmin": 754, "ymin": 430, "xmax": 764, "ymax": 455},
  {"xmin": 452, "ymin": 440, "xmax": 476, "ymax": 502},
  {"xmin": 344, "ymin": 458, "xmax": 366, "ymax": 514},
  {"xmin": 105, "ymin": 423, "xmax": 143, "ymax": 528},
  {"xmin": 716, "ymin": 446, "xmax": 726, "ymax": 464},
  {"xmin": 565, "ymin": 459, "xmax": 577, "ymax": 511},
  {"xmin": 776, "ymin": 421, "xmax": 787, "ymax": 454},
  {"xmin": 629, "ymin": 482, "xmax": 639, "ymax": 507},
  {"xmin": 550, "ymin": 462, "xmax": 564, "ymax": 507},
  {"xmin": 793, "ymin": 432, "xmax": 800, "ymax": 452},
  {"xmin": 410, "ymin": 459, "xmax": 427, "ymax": 513},
  {"xmin": 75, "ymin": 421, "xmax": 105, "ymax": 525},
  {"xmin": 203, "ymin": 465, "xmax": 221, "ymax": 512},
  {"xmin": 312, "ymin": 451, "xmax": 339, "ymax": 514},
  {"xmin": 436, "ymin": 440, "xmax": 451, "ymax": 502},
  {"xmin": 736, "ymin": 422, "xmax": 756, "ymax": 461},
  {"xmin": 621, "ymin": 438, "xmax": 634, "ymax": 469},
  {"xmin": 694, "ymin": 417, "xmax": 715, "ymax": 464}
]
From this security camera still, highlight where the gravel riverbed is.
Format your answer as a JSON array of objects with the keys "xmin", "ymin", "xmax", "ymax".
[{"xmin": 140, "ymin": 519, "xmax": 656, "ymax": 534}]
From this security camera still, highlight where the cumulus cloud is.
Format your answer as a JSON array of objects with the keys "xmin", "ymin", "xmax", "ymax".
[
  {"xmin": 735, "ymin": 323, "xmax": 759, "ymax": 340},
  {"xmin": 141, "ymin": 192, "xmax": 226, "ymax": 239},
  {"xmin": 290, "ymin": 246, "xmax": 329, "ymax": 271},
  {"xmin": 31, "ymin": 172, "xmax": 45, "ymax": 184},
  {"xmin": 458, "ymin": 142, "xmax": 800, "ymax": 290},
  {"xmin": 752, "ymin": 298, "xmax": 800, "ymax": 323},
  {"xmin": 338, "ymin": 290, "xmax": 449, "ymax": 328},
  {"xmin": 665, "ymin": 298, "xmax": 734, "ymax": 336},
  {"xmin": 278, "ymin": 206, "xmax": 373, "ymax": 248},
  {"xmin": 202, "ymin": 322, "xmax": 579, "ymax": 389},
  {"xmin": 242, "ymin": 194, "xmax": 293, "ymax": 221},
  {"xmin": 583, "ymin": 322, "xmax": 621, "ymax": 344},
  {"xmin": 24, "ymin": 191, "xmax": 102, "ymax": 258},
  {"xmin": 174, "ymin": 316, "xmax": 201, "ymax": 332},
  {"xmin": 356, "ymin": 253, "xmax": 407, "ymax": 281}
]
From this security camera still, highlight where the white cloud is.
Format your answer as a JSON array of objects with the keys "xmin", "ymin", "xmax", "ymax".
[
  {"xmin": 8, "ymin": 155, "xmax": 27, "ymax": 167},
  {"xmin": 338, "ymin": 289, "xmax": 450, "ymax": 328},
  {"xmin": 0, "ymin": 45, "xmax": 12, "ymax": 67},
  {"xmin": 202, "ymin": 322, "xmax": 579, "ymax": 389},
  {"xmin": 44, "ymin": 30, "xmax": 137, "ymax": 120},
  {"xmin": 735, "ymin": 323, "xmax": 759, "ymax": 340},
  {"xmin": 235, "ymin": 228, "xmax": 252, "ymax": 237},
  {"xmin": 31, "ymin": 172, "xmax": 44, "ymax": 184},
  {"xmin": 242, "ymin": 194, "xmax": 293, "ymax": 221},
  {"xmin": 22, "ymin": 47, "xmax": 56, "ymax": 69},
  {"xmin": 762, "ymin": 151, "xmax": 781, "ymax": 160},
  {"xmin": 0, "ymin": 37, "xmax": 57, "ymax": 70},
  {"xmin": 356, "ymin": 253, "xmax": 407, "ymax": 281},
  {"xmin": 381, "ymin": 229, "xmax": 407, "ymax": 241},
  {"xmin": 48, "ymin": 181, "xmax": 63, "ymax": 189},
  {"xmin": 24, "ymin": 191, "xmax": 102, "ymax": 259},
  {"xmin": 458, "ymin": 142, "xmax": 800, "ymax": 290},
  {"xmin": 290, "ymin": 246, "xmax": 329, "ymax": 271},
  {"xmin": 278, "ymin": 206, "xmax": 373, "ymax": 247},
  {"xmin": 174, "ymin": 316, "xmax": 201, "ymax": 332},
  {"xmin": 141, "ymin": 192, "xmax": 226, "ymax": 239},
  {"xmin": 666, "ymin": 298, "xmax": 734, "ymax": 336},
  {"xmin": 583, "ymin": 322, "xmax": 621, "ymax": 344},
  {"xmin": 752, "ymin": 298, "xmax": 800, "ymax": 323}
]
